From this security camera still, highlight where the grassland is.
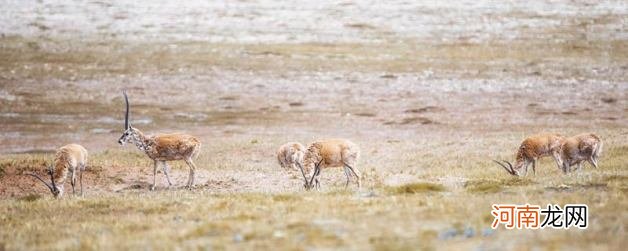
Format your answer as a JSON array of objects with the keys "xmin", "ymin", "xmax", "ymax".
[{"xmin": 0, "ymin": 136, "xmax": 626, "ymax": 250}]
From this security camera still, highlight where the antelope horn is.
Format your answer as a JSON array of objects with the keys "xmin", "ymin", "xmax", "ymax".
[
  {"xmin": 307, "ymin": 159, "xmax": 323, "ymax": 189},
  {"xmin": 493, "ymin": 160, "xmax": 516, "ymax": 175},
  {"xmin": 295, "ymin": 162, "xmax": 309, "ymax": 188},
  {"xmin": 48, "ymin": 165, "xmax": 57, "ymax": 193},
  {"xmin": 123, "ymin": 90, "xmax": 130, "ymax": 130},
  {"xmin": 24, "ymin": 172, "xmax": 55, "ymax": 194},
  {"xmin": 503, "ymin": 160, "xmax": 515, "ymax": 174}
]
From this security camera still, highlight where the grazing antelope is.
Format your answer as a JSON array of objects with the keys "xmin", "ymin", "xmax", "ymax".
[
  {"xmin": 117, "ymin": 91, "xmax": 201, "ymax": 190},
  {"xmin": 296, "ymin": 139, "xmax": 360, "ymax": 190},
  {"xmin": 277, "ymin": 142, "xmax": 305, "ymax": 172},
  {"xmin": 26, "ymin": 144, "xmax": 88, "ymax": 198},
  {"xmin": 494, "ymin": 133, "xmax": 564, "ymax": 176},
  {"xmin": 559, "ymin": 133, "xmax": 602, "ymax": 173}
]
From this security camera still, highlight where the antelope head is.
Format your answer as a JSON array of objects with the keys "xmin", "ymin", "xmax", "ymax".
[
  {"xmin": 493, "ymin": 160, "xmax": 519, "ymax": 176},
  {"xmin": 25, "ymin": 165, "xmax": 61, "ymax": 197},
  {"xmin": 118, "ymin": 90, "xmax": 137, "ymax": 146}
]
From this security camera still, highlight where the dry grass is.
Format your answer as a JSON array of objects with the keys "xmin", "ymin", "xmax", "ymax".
[{"xmin": 0, "ymin": 142, "xmax": 626, "ymax": 250}]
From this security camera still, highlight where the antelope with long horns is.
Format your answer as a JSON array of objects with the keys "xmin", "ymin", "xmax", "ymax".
[
  {"xmin": 26, "ymin": 144, "xmax": 88, "ymax": 198},
  {"xmin": 296, "ymin": 139, "xmax": 360, "ymax": 190},
  {"xmin": 494, "ymin": 133, "xmax": 564, "ymax": 176},
  {"xmin": 117, "ymin": 91, "xmax": 201, "ymax": 190},
  {"xmin": 559, "ymin": 133, "xmax": 602, "ymax": 173}
]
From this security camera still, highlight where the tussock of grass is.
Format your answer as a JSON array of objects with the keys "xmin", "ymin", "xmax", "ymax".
[
  {"xmin": 17, "ymin": 194, "xmax": 42, "ymax": 202},
  {"xmin": 386, "ymin": 182, "xmax": 445, "ymax": 194},
  {"xmin": 272, "ymin": 194, "xmax": 301, "ymax": 202},
  {"xmin": 227, "ymin": 213, "xmax": 259, "ymax": 221},
  {"xmin": 323, "ymin": 189, "xmax": 354, "ymax": 196},
  {"xmin": 500, "ymin": 178, "xmax": 536, "ymax": 186},
  {"xmin": 465, "ymin": 181, "xmax": 503, "ymax": 193},
  {"xmin": 464, "ymin": 178, "xmax": 536, "ymax": 193},
  {"xmin": 465, "ymin": 178, "xmax": 536, "ymax": 193}
]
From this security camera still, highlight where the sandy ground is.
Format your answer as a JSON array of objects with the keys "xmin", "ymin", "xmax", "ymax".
[{"xmin": 0, "ymin": 0, "xmax": 627, "ymax": 250}]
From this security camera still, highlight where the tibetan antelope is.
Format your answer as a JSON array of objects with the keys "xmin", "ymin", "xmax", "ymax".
[
  {"xmin": 494, "ymin": 133, "xmax": 564, "ymax": 176},
  {"xmin": 117, "ymin": 91, "xmax": 201, "ymax": 190},
  {"xmin": 559, "ymin": 133, "xmax": 602, "ymax": 173},
  {"xmin": 296, "ymin": 139, "xmax": 360, "ymax": 190},
  {"xmin": 277, "ymin": 142, "xmax": 305, "ymax": 172},
  {"xmin": 26, "ymin": 144, "xmax": 88, "ymax": 198}
]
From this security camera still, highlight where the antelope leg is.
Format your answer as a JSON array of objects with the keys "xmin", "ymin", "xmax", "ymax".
[
  {"xmin": 345, "ymin": 163, "xmax": 361, "ymax": 188},
  {"xmin": 162, "ymin": 161, "xmax": 173, "ymax": 187},
  {"xmin": 151, "ymin": 160, "xmax": 158, "ymax": 191},
  {"xmin": 184, "ymin": 158, "xmax": 197, "ymax": 189},
  {"xmin": 80, "ymin": 167, "xmax": 84, "ymax": 196},
  {"xmin": 71, "ymin": 167, "xmax": 76, "ymax": 195},
  {"xmin": 343, "ymin": 166, "xmax": 351, "ymax": 188}
]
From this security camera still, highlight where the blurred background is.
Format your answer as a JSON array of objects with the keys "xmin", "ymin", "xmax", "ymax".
[{"xmin": 1, "ymin": 0, "xmax": 625, "ymax": 154}]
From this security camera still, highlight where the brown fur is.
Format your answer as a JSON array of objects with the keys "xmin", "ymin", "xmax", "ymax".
[
  {"xmin": 52, "ymin": 144, "xmax": 88, "ymax": 197},
  {"xmin": 560, "ymin": 133, "xmax": 602, "ymax": 173},
  {"xmin": 301, "ymin": 138, "xmax": 360, "ymax": 190},
  {"xmin": 120, "ymin": 127, "xmax": 201, "ymax": 190},
  {"xmin": 145, "ymin": 133, "xmax": 201, "ymax": 161},
  {"xmin": 510, "ymin": 133, "xmax": 564, "ymax": 176}
]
